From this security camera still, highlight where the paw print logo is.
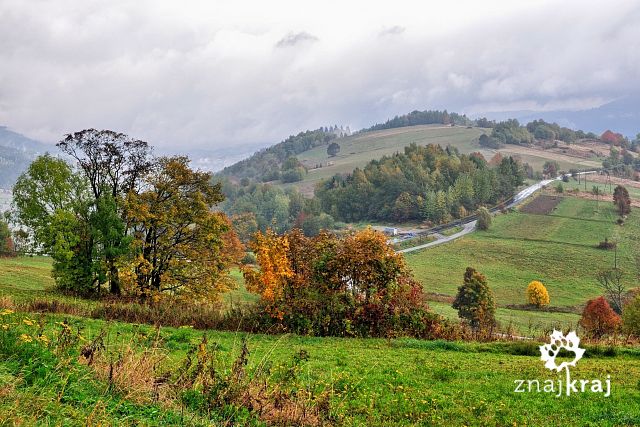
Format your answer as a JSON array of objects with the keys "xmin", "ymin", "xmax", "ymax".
[{"xmin": 539, "ymin": 330, "xmax": 585, "ymax": 372}]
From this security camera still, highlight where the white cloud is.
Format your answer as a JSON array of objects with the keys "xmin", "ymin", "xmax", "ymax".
[{"xmin": 0, "ymin": 0, "xmax": 638, "ymax": 151}]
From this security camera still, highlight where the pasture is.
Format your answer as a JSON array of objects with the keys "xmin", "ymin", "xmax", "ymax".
[{"xmin": 406, "ymin": 196, "xmax": 636, "ymax": 319}]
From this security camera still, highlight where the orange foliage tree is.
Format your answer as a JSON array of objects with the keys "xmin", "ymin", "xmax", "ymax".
[
  {"xmin": 579, "ymin": 296, "xmax": 621, "ymax": 338},
  {"xmin": 243, "ymin": 227, "xmax": 439, "ymax": 337}
]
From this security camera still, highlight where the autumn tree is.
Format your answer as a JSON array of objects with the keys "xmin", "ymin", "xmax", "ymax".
[
  {"xmin": 526, "ymin": 280, "xmax": 550, "ymax": 307},
  {"xmin": 244, "ymin": 227, "xmax": 437, "ymax": 337},
  {"xmin": 243, "ymin": 228, "xmax": 293, "ymax": 311},
  {"xmin": 452, "ymin": 267, "xmax": 496, "ymax": 331},
  {"xmin": 613, "ymin": 185, "xmax": 631, "ymax": 216},
  {"xmin": 622, "ymin": 295, "xmax": 640, "ymax": 336},
  {"xmin": 580, "ymin": 296, "xmax": 621, "ymax": 338},
  {"xmin": 122, "ymin": 156, "xmax": 240, "ymax": 301}
]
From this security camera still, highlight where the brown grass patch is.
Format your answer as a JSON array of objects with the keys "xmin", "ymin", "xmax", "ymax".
[
  {"xmin": 519, "ymin": 194, "xmax": 563, "ymax": 215},
  {"xmin": 0, "ymin": 296, "xmax": 14, "ymax": 310}
]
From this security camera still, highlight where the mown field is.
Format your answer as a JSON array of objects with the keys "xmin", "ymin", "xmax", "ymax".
[{"xmin": 406, "ymin": 196, "xmax": 638, "ymax": 326}]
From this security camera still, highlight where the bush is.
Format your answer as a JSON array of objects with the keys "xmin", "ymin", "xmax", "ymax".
[
  {"xmin": 476, "ymin": 207, "xmax": 492, "ymax": 231},
  {"xmin": 526, "ymin": 280, "xmax": 550, "ymax": 307},
  {"xmin": 281, "ymin": 168, "xmax": 305, "ymax": 183},
  {"xmin": 243, "ymin": 228, "xmax": 443, "ymax": 338},
  {"xmin": 554, "ymin": 182, "xmax": 564, "ymax": 193},
  {"xmin": 579, "ymin": 296, "xmax": 621, "ymax": 338},
  {"xmin": 241, "ymin": 251, "xmax": 257, "ymax": 265},
  {"xmin": 622, "ymin": 295, "xmax": 640, "ymax": 336},
  {"xmin": 597, "ymin": 238, "xmax": 616, "ymax": 250}
]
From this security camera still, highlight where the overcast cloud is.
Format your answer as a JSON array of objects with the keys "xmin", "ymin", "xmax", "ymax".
[{"xmin": 1, "ymin": 0, "xmax": 639, "ymax": 151}]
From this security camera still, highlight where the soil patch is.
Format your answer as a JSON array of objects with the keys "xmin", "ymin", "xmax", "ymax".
[{"xmin": 519, "ymin": 194, "xmax": 563, "ymax": 215}]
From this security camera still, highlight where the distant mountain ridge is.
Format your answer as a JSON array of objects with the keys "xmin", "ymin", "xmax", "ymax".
[
  {"xmin": 479, "ymin": 96, "xmax": 640, "ymax": 138},
  {"xmin": 0, "ymin": 126, "xmax": 49, "ymax": 188}
]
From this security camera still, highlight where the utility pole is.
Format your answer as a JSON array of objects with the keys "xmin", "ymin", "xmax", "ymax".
[{"xmin": 584, "ymin": 172, "xmax": 587, "ymax": 191}]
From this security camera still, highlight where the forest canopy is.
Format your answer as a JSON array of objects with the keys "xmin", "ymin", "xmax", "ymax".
[{"xmin": 315, "ymin": 143, "xmax": 524, "ymax": 223}]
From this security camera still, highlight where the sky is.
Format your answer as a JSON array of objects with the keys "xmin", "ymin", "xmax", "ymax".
[{"xmin": 1, "ymin": 0, "xmax": 639, "ymax": 153}]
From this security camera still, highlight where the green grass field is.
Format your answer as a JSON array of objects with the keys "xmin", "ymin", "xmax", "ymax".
[
  {"xmin": 406, "ymin": 197, "xmax": 637, "ymax": 317},
  {"xmin": 2, "ymin": 311, "xmax": 639, "ymax": 426}
]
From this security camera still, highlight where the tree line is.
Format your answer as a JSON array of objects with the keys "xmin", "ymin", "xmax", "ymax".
[
  {"xmin": 10, "ymin": 130, "xmax": 243, "ymax": 301},
  {"xmin": 360, "ymin": 109, "xmax": 472, "ymax": 132}
]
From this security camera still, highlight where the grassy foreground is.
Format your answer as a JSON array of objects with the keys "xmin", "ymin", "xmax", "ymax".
[{"xmin": 1, "ymin": 311, "xmax": 639, "ymax": 426}]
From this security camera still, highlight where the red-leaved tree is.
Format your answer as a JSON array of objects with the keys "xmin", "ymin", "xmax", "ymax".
[
  {"xmin": 601, "ymin": 130, "xmax": 624, "ymax": 145},
  {"xmin": 580, "ymin": 296, "xmax": 621, "ymax": 338}
]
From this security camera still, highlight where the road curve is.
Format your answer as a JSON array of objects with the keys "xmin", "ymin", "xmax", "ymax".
[{"xmin": 398, "ymin": 175, "xmax": 565, "ymax": 254}]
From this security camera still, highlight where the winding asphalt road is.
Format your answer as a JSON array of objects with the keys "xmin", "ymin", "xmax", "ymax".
[{"xmin": 397, "ymin": 176, "xmax": 562, "ymax": 254}]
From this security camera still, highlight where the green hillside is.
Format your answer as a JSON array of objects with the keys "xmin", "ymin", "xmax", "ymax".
[
  {"xmin": 278, "ymin": 125, "xmax": 602, "ymax": 196},
  {"xmin": 406, "ymin": 196, "xmax": 637, "ymax": 315}
]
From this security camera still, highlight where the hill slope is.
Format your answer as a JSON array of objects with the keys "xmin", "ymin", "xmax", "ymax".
[
  {"xmin": 0, "ymin": 126, "xmax": 49, "ymax": 188},
  {"xmin": 278, "ymin": 125, "xmax": 601, "ymax": 196}
]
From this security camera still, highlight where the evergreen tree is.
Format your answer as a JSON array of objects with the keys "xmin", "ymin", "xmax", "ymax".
[{"xmin": 452, "ymin": 267, "xmax": 496, "ymax": 330}]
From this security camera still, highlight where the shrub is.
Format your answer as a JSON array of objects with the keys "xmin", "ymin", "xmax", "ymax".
[
  {"xmin": 554, "ymin": 182, "xmax": 564, "ymax": 193},
  {"xmin": 526, "ymin": 280, "xmax": 550, "ymax": 307},
  {"xmin": 281, "ymin": 167, "xmax": 305, "ymax": 183},
  {"xmin": 476, "ymin": 207, "xmax": 492, "ymax": 231},
  {"xmin": 243, "ymin": 228, "xmax": 443, "ymax": 338},
  {"xmin": 622, "ymin": 295, "xmax": 640, "ymax": 337},
  {"xmin": 579, "ymin": 296, "xmax": 621, "ymax": 338},
  {"xmin": 597, "ymin": 238, "xmax": 616, "ymax": 250}
]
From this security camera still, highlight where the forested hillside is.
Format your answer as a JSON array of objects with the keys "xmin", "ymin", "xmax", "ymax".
[
  {"xmin": 315, "ymin": 143, "xmax": 524, "ymax": 223},
  {"xmin": 360, "ymin": 109, "xmax": 472, "ymax": 132},
  {"xmin": 219, "ymin": 128, "xmax": 337, "ymax": 183}
]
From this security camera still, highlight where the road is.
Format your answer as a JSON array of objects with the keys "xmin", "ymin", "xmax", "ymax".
[{"xmin": 397, "ymin": 174, "xmax": 572, "ymax": 254}]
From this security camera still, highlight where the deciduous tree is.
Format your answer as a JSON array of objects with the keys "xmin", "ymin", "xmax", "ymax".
[
  {"xmin": 613, "ymin": 185, "xmax": 631, "ymax": 216},
  {"xmin": 122, "ymin": 156, "xmax": 238, "ymax": 302},
  {"xmin": 477, "ymin": 207, "xmax": 492, "ymax": 230},
  {"xmin": 327, "ymin": 142, "xmax": 340, "ymax": 157},
  {"xmin": 526, "ymin": 280, "xmax": 550, "ymax": 307},
  {"xmin": 580, "ymin": 296, "xmax": 621, "ymax": 338}
]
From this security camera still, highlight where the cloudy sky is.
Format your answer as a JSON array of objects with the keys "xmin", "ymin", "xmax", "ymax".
[{"xmin": 1, "ymin": 0, "xmax": 639, "ymax": 152}]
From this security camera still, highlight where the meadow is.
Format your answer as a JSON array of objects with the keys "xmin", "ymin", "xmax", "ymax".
[
  {"xmin": 406, "ymin": 196, "xmax": 637, "ymax": 328},
  {"xmin": 1, "ymin": 195, "xmax": 640, "ymax": 425},
  {"xmin": 1, "ymin": 310, "xmax": 639, "ymax": 426}
]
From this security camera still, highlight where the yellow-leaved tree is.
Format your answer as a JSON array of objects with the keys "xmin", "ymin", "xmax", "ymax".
[
  {"xmin": 242, "ymin": 229, "xmax": 293, "ymax": 318},
  {"xmin": 526, "ymin": 280, "xmax": 550, "ymax": 307},
  {"xmin": 120, "ymin": 156, "xmax": 243, "ymax": 302}
]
